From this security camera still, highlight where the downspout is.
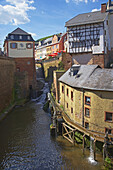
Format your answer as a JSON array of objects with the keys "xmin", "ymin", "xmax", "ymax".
[
  {"xmin": 103, "ymin": 22, "xmax": 106, "ymax": 68},
  {"xmin": 82, "ymin": 88, "xmax": 84, "ymax": 127},
  {"xmin": 64, "ymin": 84, "xmax": 65, "ymax": 111}
]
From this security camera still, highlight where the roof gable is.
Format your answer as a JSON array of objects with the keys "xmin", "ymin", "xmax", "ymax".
[
  {"xmin": 59, "ymin": 65, "xmax": 113, "ymax": 91},
  {"xmin": 10, "ymin": 27, "xmax": 29, "ymax": 35},
  {"xmin": 65, "ymin": 11, "xmax": 107, "ymax": 27}
]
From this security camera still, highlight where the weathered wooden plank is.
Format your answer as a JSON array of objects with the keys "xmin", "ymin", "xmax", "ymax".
[{"xmin": 63, "ymin": 135, "xmax": 74, "ymax": 144}]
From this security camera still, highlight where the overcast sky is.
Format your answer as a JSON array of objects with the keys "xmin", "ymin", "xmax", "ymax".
[{"xmin": 0, "ymin": 0, "xmax": 108, "ymax": 48}]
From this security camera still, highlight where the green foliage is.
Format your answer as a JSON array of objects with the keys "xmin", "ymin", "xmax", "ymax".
[
  {"xmin": 50, "ymin": 124, "xmax": 53, "ymax": 129},
  {"xmin": 36, "ymin": 33, "xmax": 61, "ymax": 42},
  {"xmin": 104, "ymin": 157, "xmax": 113, "ymax": 170},
  {"xmin": 43, "ymin": 101, "xmax": 49, "ymax": 112},
  {"xmin": 58, "ymin": 61, "xmax": 64, "ymax": 70},
  {"xmin": 51, "ymin": 91, "xmax": 55, "ymax": 101},
  {"xmin": 75, "ymin": 131, "xmax": 83, "ymax": 144},
  {"xmin": 60, "ymin": 105, "xmax": 64, "ymax": 110},
  {"xmin": 36, "ymin": 35, "xmax": 53, "ymax": 42}
]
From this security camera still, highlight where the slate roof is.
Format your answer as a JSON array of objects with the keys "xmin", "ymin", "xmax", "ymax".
[
  {"xmin": 65, "ymin": 11, "xmax": 107, "ymax": 27},
  {"xmin": 4, "ymin": 27, "xmax": 34, "ymax": 42},
  {"xmin": 10, "ymin": 27, "xmax": 29, "ymax": 35},
  {"xmin": 59, "ymin": 65, "xmax": 113, "ymax": 91}
]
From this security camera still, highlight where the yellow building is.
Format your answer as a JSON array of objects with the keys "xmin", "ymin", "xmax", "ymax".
[
  {"xmin": 59, "ymin": 65, "xmax": 113, "ymax": 136},
  {"xmin": 46, "ymin": 46, "xmax": 52, "ymax": 56}
]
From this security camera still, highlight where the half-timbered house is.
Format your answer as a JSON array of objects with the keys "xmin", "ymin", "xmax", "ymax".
[{"xmin": 65, "ymin": 0, "xmax": 113, "ymax": 68}]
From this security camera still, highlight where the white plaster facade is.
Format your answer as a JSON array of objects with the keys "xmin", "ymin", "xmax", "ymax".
[{"xmin": 8, "ymin": 41, "xmax": 34, "ymax": 58}]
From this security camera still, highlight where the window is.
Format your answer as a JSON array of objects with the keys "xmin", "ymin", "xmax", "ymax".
[
  {"xmin": 10, "ymin": 43, "xmax": 17, "ymax": 49},
  {"xmin": 85, "ymin": 96, "xmax": 91, "ymax": 106},
  {"xmin": 67, "ymin": 103, "xmax": 68, "ymax": 108},
  {"xmin": 104, "ymin": 30, "xmax": 106, "ymax": 36},
  {"xmin": 105, "ymin": 112, "xmax": 113, "ymax": 122},
  {"xmin": 17, "ymin": 67, "xmax": 20, "ymax": 72},
  {"xmin": 85, "ymin": 122, "xmax": 89, "ymax": 129},
  {"xmin": 105, "ymin": 128, "xmax": 113, "ymax": 135},
  {"xmin": 19, "ymin": 35, "xmax": 22, "ymax": 40},
  {"xmin": 67, "ymin": 88, "xmax": 69, "ymax": 96},
  {"xmin": 26, "ymin": 43, "xmax": 32, "ymax": 49},
  {"xmin": 62, "ymin": 85, "xmax": 64, "ymax": 93},
  {"xmin": 10, "ymin": 35, "xmax": 14, "ymax": 39},
  {"xmin": 27, "ymin": 61, "xmax": 30, "ymax": 65},
  {"xmin": 85, "ymin": 108, "xmax": 90, "ymax": 117},
  {"xmin": 19, "ymin": 43, "xmax": 24, "ymax": 48},
  {"xmin": 56, "ymin": 45, "xmax": 58, "ymax": 48},
  {"xmin": 53, "ymin": 46, "xmax": 54, "ymax": 49},
  {"xmin": 94, "ymin": 39, "xmax": 99, "ymax": 46},
  {"xmin": 71, "ymin": 91, "xmax": 73, "ymax": 101},
  {"xmin": 71, "ymin": 107, "xmax": 73, "ymax": 114},
  {"xmin": 27, "ymin": 36, "xmax": 31, "ymax": 40}
]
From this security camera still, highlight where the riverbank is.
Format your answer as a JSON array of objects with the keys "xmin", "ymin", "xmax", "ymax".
[
  {"xmin": 0, "ymin": 98, "xmax": 30, "ymax": 122},
  {"xmin": 0, "ymin": 101, "xmax": 103, "ymax": 170}
]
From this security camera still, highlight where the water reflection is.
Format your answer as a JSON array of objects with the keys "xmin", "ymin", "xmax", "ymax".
[{"xmin": 0, "ymin": 87, "xmax": 103, "ymax": 169}]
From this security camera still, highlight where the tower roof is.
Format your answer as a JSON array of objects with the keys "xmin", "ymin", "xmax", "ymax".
[{"xmin": 10, "ymin": 27, "xmax": 30, "ymax": 35}]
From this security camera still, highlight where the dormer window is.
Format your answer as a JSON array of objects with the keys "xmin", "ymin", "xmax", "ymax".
[
  {"xmin": 10, "ymin": 35, "xmax": 14, "ymax": 39},
  {"xmin": 27, "ymin": 36, "xmax": 31, "ymax": 40},
  {"xmin": 19, "ymin": 35, "xmax": 22, "ymax": 40}
]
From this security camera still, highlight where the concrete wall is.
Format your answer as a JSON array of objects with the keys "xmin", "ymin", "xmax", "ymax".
[
  {"xmin": 60, "ymin": 82, "xmax": 113, "ymax": 134},
  {"xmin": 0, "ymin": 56, "xmax": 15, "ymax": 113}
]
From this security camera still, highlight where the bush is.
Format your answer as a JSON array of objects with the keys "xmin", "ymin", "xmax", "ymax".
[
  {"xmin": 43, "ymin": 101, "xmax": 49, "ymax": 112},
  {"xmin": 104, "ymin": 157, "xmax": 113, "ymax": 170}
]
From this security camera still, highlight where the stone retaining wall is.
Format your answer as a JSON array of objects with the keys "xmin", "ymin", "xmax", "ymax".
[{"xmin": 0, "ymin": 56, "xmax": 15, "ymax": 113}]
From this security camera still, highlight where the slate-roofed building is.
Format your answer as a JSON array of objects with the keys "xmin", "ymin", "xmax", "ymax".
[
  {"xmin": 65, "ymin": 0, "xmax": 113, "ymax": 68},
  {"xmin": 59, "ymin": 64, "xmax": 113, "ymax": 136},
  {"xmin": 35, "ymin": 33, "xmax": 67, "ymax": 60},
  {"xmin": 4, "ymin": 27, "xmax": 36, "ymax": 89}
]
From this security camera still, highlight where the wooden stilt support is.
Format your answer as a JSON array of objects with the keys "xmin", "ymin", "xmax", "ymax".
[
  {"xmin": 62, "ymin": 123, "xmax": 64, "ymax": 137},
  {"xmin": 103, "ymin": 144, "xmax": 106, "ymax": 161},
  {"xmin": 83, "ymin": 134, "xmax": 85, "ymax": 154},
  {"xmin": 94, "ymin": 139, "xmax": 96, "ymax": 161},
  {"xmin": 62, "ymin": 123, "xmax": 76, "ymax": 145},
  {"xmin": 73, "ymin": 131, "xmax": 75, "ymax": 146}
]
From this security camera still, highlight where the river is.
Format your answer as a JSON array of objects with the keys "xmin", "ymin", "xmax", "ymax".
[{"xmin": 0, "ymin": 83, "xmax": 103, "ymax": 170}]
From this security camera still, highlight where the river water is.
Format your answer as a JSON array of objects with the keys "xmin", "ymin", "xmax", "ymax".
[{"xmin": 0, "ymin": 83, "xmax": 103, "ymax": 170}]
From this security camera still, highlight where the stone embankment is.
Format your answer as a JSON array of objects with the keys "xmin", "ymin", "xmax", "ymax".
[
  {"xmin": 0, "ymin": 56, "xmax": 15, "ymax": 115},
  {"xmin": 0, "ymin": 56, "xmax": 30, "ymax": 121}
]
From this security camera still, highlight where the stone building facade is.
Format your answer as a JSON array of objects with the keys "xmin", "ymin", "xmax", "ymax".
[
  {"xmin": 4, "ymin": 27, "xmax": 36, "ymax": 89},
  {"xmin": 65, "ymin": 0, "xmax": 113, "ymax": 68},
  {"xmin": 59, "ymin": 65, "xmax": 113, "ymax": 135}
]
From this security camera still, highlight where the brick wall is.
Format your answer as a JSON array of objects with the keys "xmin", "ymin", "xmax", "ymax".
[
  {"xmin": 14, "ymin": 57, "xmax": 36, "ymax": 89},
  {"xmin": 0, "ymin": 56, "xmax": 15, "ymax": 113},
  {"xmin": 62, "ymin": 52, "xmax": 72, "ymax": 71},
  {"xmin": 93, "ymin": 54, "xmax": 105, "ymax": 68}
]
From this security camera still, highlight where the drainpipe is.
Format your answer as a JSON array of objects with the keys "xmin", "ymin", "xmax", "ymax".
[
  {"xmin": 103, "ymin": 22, "xmax": 106, "ymax": 68},
  {"xmin": 82, "ymin": 88, "xmax": 84, "ymax": 127},
  {"xmin": 63, "ymin": 84, "xmax": 65, "ymax": 111}
]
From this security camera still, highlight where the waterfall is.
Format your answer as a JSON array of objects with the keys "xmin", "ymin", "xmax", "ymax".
[
  {"xmin": 88, "ymin": 137, "xmax": 97, "ymax": 165},
  {"xmin": 32, "ymin": 82, "xmax": 49, "ymax": 107}
]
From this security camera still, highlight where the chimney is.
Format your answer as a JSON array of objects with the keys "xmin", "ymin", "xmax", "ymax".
[
  {"xmin": 101, "ymin": 3, "xmax": 107, "ymax": 13},
  {"xmin": 108, "ymin": 0, "xmax": 111, "ymax": 9}
]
